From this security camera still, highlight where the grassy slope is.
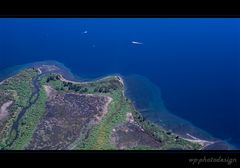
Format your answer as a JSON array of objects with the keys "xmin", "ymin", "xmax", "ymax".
[{"xmin": 75, "ymin": 90, "xmax": 130, "ymax": 150}]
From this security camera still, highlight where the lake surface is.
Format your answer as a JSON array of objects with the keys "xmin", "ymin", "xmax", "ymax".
[{"xmin": 0, "ymin": 18, "xmax": 239, "ymax": 148}]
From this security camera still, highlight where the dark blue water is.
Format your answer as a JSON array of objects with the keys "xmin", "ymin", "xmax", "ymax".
[{"xmin": 0, "ymin": 18, "xmax": 239, "ymax": 148}]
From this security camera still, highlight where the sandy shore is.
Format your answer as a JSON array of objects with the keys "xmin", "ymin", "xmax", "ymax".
[
  {"xmin": 37, "ymin": 68, "xmax": 42, "ymax": 74},
  {"xmin": 0, "ymin": 76, "xmax": 12, "ymax": 86},
  {"xmin": 182, "ymin": 133, "xmax": 216, "ymax": 149},
  {"xmin": 117, "ymin": 76, "xmax": 124, "ymax": 86},
  {"xmin": 59, "ymin": 74, "xmax": 127, "ymax": 100},
  {"xmin": 59, "ymin": 74, "xmax": 124, "ymax": 86}
]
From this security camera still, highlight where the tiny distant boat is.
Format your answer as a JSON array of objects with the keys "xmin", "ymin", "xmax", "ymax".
[{"xmin": 131, "ymin": 41, "xmax": 143, "ymax": 45}]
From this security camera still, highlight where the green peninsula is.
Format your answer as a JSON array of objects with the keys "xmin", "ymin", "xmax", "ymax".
[{"xmin": 0, "ymin": 64, "xmax": 202, "ymax": 150}]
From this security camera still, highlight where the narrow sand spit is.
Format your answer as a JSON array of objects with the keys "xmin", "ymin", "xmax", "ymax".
[
  {"xmin": 0, "ymin": 78, "xmax": 9, "ymax": 85},
  {"xmin": 0, "ymin": 101, "xmax": 13, "ymax": 120},
  {"xmin": 59, "ymin": 74, "xmax": 124, "ymax": 86},
  {"xmin": 182, "ymin": 133, "xmax": 216, "ymax": 148},
  {"xmin": 59, "ymin": 74, "xmax": 126, "ymax": 99}
]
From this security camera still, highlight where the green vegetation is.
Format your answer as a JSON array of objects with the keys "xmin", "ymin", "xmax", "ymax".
[
  {"xmin": 0, "ymin": 68, "xmax": 38, "ymax": 149},
  {"xmin": 75, "ymin": 89, "xmax": 130, "ymax": 150},
  {"xmin": 0, "ymin": 66, "xmax": 203, "ymax": 150},
  {"xmin": 129, "ymin": 145, "xmax": 158, "ymax": 150},
  {"xmin": 131, "ymin": 107, "xmax": 202, "ymax": 150},
  {"xmin": 0, "ymin": 68, "xmax": 38, "ymax": 107},
  {"xmin": 39, "ymin": 73, "xmax": 129, "ymax": 150},
  {"xmin": 41, "ymin": 72, "xmax": 202, "ymax": 150},
  {"xmin": 12, "ymin": 85, "xmax": 47, "ymax": 149},
  {"xmin": 44, "ymin": 74, "xmax": 122, "ymax": 95}
]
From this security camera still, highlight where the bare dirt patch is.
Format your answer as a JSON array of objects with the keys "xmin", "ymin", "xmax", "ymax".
[{"xmin": 0, "ymin": 101, "xmax": 13, "ymax": 120}]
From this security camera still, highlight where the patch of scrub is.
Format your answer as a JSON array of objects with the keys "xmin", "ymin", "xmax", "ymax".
[
  {"xmin": 26, "ymin": 86, "xmax": 110, "ymax": 150},
  {"xmin": 111, "ymin": 121, "xmax": 162, "ymax": 150}
]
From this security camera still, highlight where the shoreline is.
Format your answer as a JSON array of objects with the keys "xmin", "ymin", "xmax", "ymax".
[
  {"xmin": 0, "ymin": 61, "xmax": 235, "ymax": 150},
  {"xmin": 0, "ymin": 76, "xmax": 13, "ymax": 86},
  {"xmin": 58, "ymin": 74, "xmax": 125, "ymax": 87},
  {"xmin": 58, "ymin": 73, "xmax": 127, "ymax": 102},
  {"xmin": 182, "ymin": 133, "xmax": 216, "ymax": 149}
]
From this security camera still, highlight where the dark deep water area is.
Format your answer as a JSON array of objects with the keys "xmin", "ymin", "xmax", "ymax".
[{"xmin": 0, "ymin": 18, "xmax": 239, "ymax": 149}]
